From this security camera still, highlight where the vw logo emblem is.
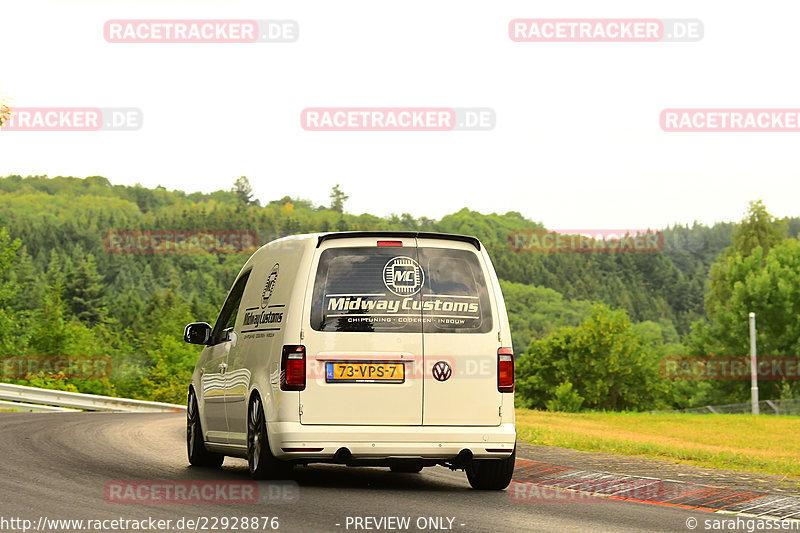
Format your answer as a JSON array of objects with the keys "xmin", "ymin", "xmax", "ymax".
[{"xmin": 432, "ymin": 361, "xmax": 452, "ymax": 382}]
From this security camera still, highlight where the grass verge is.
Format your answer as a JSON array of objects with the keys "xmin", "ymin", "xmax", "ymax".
[{"xmin": 516, "ymin": 409, "xmax": 800, "ymax": 479}]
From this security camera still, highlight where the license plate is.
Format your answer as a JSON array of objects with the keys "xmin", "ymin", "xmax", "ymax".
[{"xmin": 326, "ymin": 362, "xmax": 405, "ymax": 383}]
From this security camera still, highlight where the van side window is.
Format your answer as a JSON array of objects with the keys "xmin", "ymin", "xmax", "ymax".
[{"xmin": 210, "ymin": 270, "xmax": 251, "ymax": 344}]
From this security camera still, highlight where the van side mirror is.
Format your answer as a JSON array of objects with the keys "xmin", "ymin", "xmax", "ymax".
[{"xmin": 184, "ymin": 322, "xmax": 212, "ymax": 345}]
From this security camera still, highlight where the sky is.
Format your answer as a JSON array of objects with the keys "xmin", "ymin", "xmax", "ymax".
[{"xmin": 2, "ymin": 0, "xmax": 799, "ymax": 230}]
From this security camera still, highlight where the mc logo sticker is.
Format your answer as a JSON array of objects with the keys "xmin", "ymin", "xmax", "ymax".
[
  {"xmin": 383, "ymin": 256, "xmax": 424, "ymax": 296},
  {"xmin": 261, "ymin": 263, "xmax": 279, "ymax": 308}
]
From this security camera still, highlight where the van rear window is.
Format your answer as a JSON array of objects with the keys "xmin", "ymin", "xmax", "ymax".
[{"xmin": 310, "ymin": 247, "xmax": 493, "ymax": 333}]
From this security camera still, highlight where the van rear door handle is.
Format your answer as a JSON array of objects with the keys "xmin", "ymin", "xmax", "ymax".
[{"xmin": 218, "ymin": 363, "xmax": 228, "ymax": 373}]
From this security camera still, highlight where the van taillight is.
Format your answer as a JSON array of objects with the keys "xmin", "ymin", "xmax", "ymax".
[
  {"xmin": 377, "ymin": 240, "xmax": 403, "ymax": 247},
  {"xmin": 498, "ymin": 347, "xmax": 514, "ymax": 393},
  {"xmin": 281, "ymin": 345, "xmax": 306, "ymax": 391}
]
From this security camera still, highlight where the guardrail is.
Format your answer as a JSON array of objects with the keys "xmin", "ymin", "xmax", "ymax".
[
  {"xmin": 0, "ymin": 383, "xmax": 185, "ymax": 413},
  {"xmin": 652, "ymin": 398, "xmax": 800, "ymax": 416},
  {"xmin": 0, "ymin": 399, "xmax": 75, "ymax": 412}
]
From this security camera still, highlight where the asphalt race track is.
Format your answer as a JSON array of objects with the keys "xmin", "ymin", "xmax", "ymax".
[{"xmin": 0, "ymin": 413, "xmax": 718, "ymax": 532}]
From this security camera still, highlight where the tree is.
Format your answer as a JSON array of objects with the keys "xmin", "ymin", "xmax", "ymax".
[
  {"xmin": 7, "ymin": 246, "xmax": 42, "ymax": 311},
  {"xmin": 731, "ymin": 200, "xmax": 785, "ymax": 257},
  {"xmin": 0, "ymin": 226, "xmax": 21, "ymax": 311},
  {"xmin": 687, "ymin": 201, "xmax": 800, "ymax": 403},
  {"xmin": 515, "ymin": 305, "xmax": 668, "ymax": 411},
  {"xmin": 688, "ymin": 238, "xmax": 800, "ymax": 401},
  {"xmin": 500, "ymin": 280, "xmax": 594, "ymax": 354},
  {"xmin": 233, "ymin": 176, "xmax": 259, "ymax": 206},
  {"xmin": 0, "ymin": 227, "xmax": 20, "ymax": 277},
  {"xmin": 706, "ymin": 201, "xmax": 786, "ymax": 324},
  {"xmin": 0, "ymin": 227, "xmax": 22, "ymax": 356},
  {"xmin": 65, "ymin": 254, "xmax": 107, "ymax": 326},
  {"xmin": 329, "ymin": 184, "xmax": 349, "ymax": 213}
]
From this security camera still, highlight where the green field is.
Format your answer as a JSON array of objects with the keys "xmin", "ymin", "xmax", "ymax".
[{"xmin": 516, "ymin": 409, "xmax": 800, "ymax": 479}]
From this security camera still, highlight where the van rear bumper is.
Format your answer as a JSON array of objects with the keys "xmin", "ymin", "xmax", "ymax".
[{"xmin": 266, "ymin": 422, "xmax": 516, "ymax": 460}]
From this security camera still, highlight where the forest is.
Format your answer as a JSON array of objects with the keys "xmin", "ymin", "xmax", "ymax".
[{"xmin": 0, "ymin": 174, "xmax": 798, "ymax": 410}]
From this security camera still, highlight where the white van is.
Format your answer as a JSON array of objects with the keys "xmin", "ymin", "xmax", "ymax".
[{"xmin": 184, "ymin": 231, "xmax": 516, "ymax": 489}]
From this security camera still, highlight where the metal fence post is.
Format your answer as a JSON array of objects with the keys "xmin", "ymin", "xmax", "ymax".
[{"xmin": 749, "ymin": 312, "xmax": 759, "ymax": 415}]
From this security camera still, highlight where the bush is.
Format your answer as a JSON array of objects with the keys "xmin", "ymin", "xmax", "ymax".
[
  {"xmin": 545, "ymin": 381, "xmax": 584, "ymax": 412},
  {"xmin": 516, "ymin": 305, "xmax": 668, "ymax": 411}
]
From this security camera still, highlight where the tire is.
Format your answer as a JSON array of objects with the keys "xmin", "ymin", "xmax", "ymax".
[
  {"xmin": 247, "ymin": 394, "xmax": 292, "ymax": 480},
  {"xmin": 187, "ymin": 389, "xmax": 224, "ymax": 468},
  {"xmin": 465, "ymin": 446, "xmax": 516, "ymax": 490},
  {"xmin": 390, "ymin": 464, "xmax": 424, "ymax": 474}
]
